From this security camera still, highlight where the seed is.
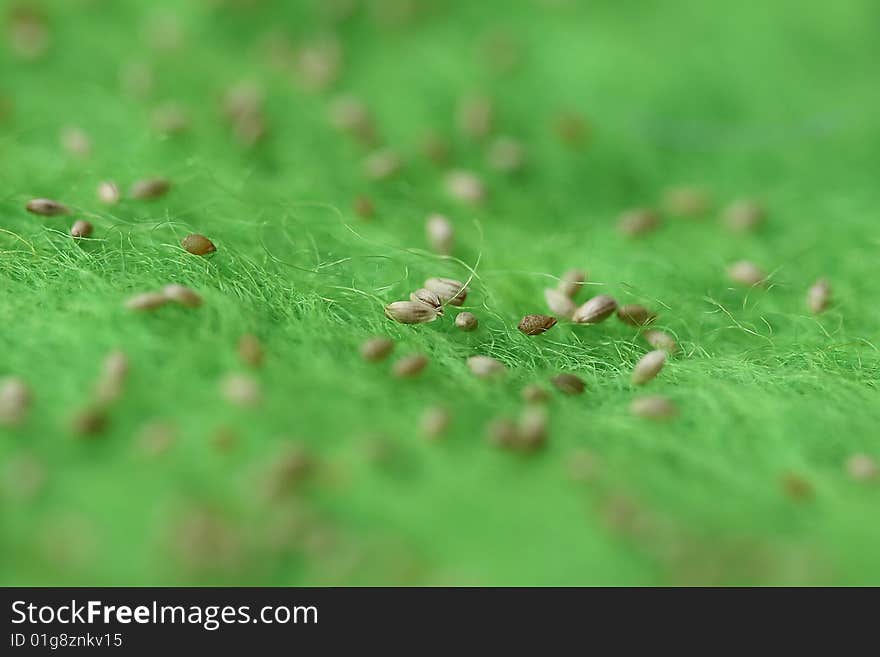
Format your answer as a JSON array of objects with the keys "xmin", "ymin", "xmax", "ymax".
[
  {"xmin": 0, "ymin": 377, "xmax": 31, "ymax": 427},
  {"xmin": 354, "ymin": 195, "xmax": 375, "ymax": 219},
  {"xmin": 70, "ymin": 405, "xmax": 108, "ymax": 437},
  {"xmin": 420, "ymin": 406, "xmax": 451, "ymax": 439},
  {"xmin": 1, "ymin": 454, "xmax": 46, "ymax": 501},
  {"xmin": 544, "ymin": 288, "xmax": 575, "ymax": 319},
  {"xmin": 125, "ymin": 291, "xmax": 168, "ymax": 311},
  {"xmin": 518, "ymin": 314, "xmax": 557, "ymax": 336},
  {"xmin": 181, "ymin": 233, "xmax": 216, "ymax": 256},
  {"xmin": 363, "ymin": 149, "xmax": 402, "ymax": 180},
  {"xmin": 572, "ymin": 294, "xmax": 617, "ymax": 324},
  {"xmin": 294, "ymin": 37, "xmax": 342, "ymax": 92},
  {"xmin": 360, "ymin": 337, "xmax": 395, "ymax": 362},
  {"xmin": 421, "ymin": 130, "xmax": 451, "ymax": 165},
  {"xmin": 95, "ymin": 350, "xmax": 129, "ymax": 403},
  {"xmin": 26, "ymin": 198, "xmax": 70, "ymax": 216},
  {"xmin": 232, "ymin": 110, "xmax": 268, "ymax": 147},
  {"xmin": 60, "ymin": 126, "xmax": 91, "ymax": 157},
  {"xmin": 486, "ymin": 418, "xmax": 518, "ymax": 448},
  {"xmin": 424, "ymin": 277, "xmax": 468, "ymax": 306},
  {"xmin": 807, "ymin": 278, "xmax": 831, "ymax": 314},
  {"xmin": 781, "ymin": 473, "xmax": 813, "ymax": 501},
  {"xmin": 392, "ymin": 354, "xmax": 429, "ymax": 378},
  {"xmin": 467, "ymin": 355, "xmax": 506, "ymax": 379},
  {"xmin": 455, "ymin": 311, "xmax": 478, "ymax": 331},
  {"xmin": 264, "ymin": 446, "xmax": 313, "ymax": 499},
  {"xmin": 631, "ymin": 350, "xmax": 667, "ymax": 385},
  {"xmin": 845, "ymin": 454, "xmax": 878, "ymax": 481},
  {"xmin": 722, "ymin": 199, "xmax": 765, "ymax": 232},
  {"xmin": 8, "ymin": 9, "xmax": 50, "ymax": 61},
  {"xmin": 518, "ymin": 406, "xmax": 548, "ymax": 450},
  {"xmin": 328, "ymin": 95, "xmax": 376, "ymax": 145},
  {"xmin": 642, "ymin": 329, "xmax": 679, "ymax": 354},
  {"xmin": 558, "ymin": 269, "xmax": 587, "ymax": 298},
  {"xmin": 457, "ymin": 94, "xmax": 493, "ymax": 139},
  {"xmin": 223, "ymin": 81, "xmax": 265, "ymax": 122},
  {"xmin": 662, "ymin": 185, "xmax": 711, "ymax": 217},
  {"xmin": 163, "ymin": 284, "xmax": 203, "ymax": 308},
  {"xmin": 630, "ymin": 395, "xmax": 678, "ymax": 420},
  {"xmin": 487, "ymin": 136, "xmax": 525, "ymax": 173},
  {"xmin": 69, "ymin": 220, "xmax": 93, "ymax": 238},
  {"xmin": 221, "ymin": 373, "xmax": 262, "ymax": 408},
  {"xmin": 138, "ymin": 421, "xmax": 177, "ymax": 457},
  {"xmin": 617, "ymin": 208, "xmax": 660, "ymax": 237},
  {"xmin": 426, "ymin": 213, "xmax": 454, "ymax": 255},
  {"xmin": 97, "ymin": 181, "xmax": 120, "ymax": 205},
  {"xmin": 727, "ymin": 260, "xmax": 767, "ymax": 287},
  {"xmin": 384, "ymin": 300, "xmax": 439, "ymax": 324},
  {"xmin": 410, "ymin": 288, "xmax": 444, "ymax": 312},
  {"xmin": 522, "ymin": 384, "xmax": 549, "ymax": 404},
  {"xmin": 551, "ymin": 373, "xmax": 585, "ymax": 395},
  {"xmin": 129, "ymin": 177, "xmax": 170, "ymax": 200},
  {"xmin": 555, "ymin": 111, "xmax": 590, "ymax": 148},
  {"xmin": 617, "ymin": 304, "xmax": 656, "ymax": 326},
  {"xmin": 152, "ymin": 103, "xmax": 190, "ymax": 135},
  {"xmin": 238, "ymin": 334, "xmax": 264, "ymax": 367},
  {"xmin": 567, "ymin": 449, "xmax": 601, "ymax": 482},
  {"xmin": 119, "ymin": 60, "xmax": 154, "ymax": 98},
  {"xmin": 445, "ymin": 170, "xmax": 486, "ymax": 204}
]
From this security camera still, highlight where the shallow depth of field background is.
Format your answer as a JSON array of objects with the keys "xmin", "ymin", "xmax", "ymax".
[{"xmin": 1, "ymin": 0, "xmax": 879, "ymax": 585}]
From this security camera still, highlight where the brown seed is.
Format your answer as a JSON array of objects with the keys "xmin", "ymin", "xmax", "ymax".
[
  {"xmin": 727, "ymin": 260, "xmax": 767, "ymax": 287},
  {"xmin": 781, "ymin": 473, "xmax": 813, "ymax": 501},
  {"xmin": 69, "ymin": 220, "xmax": 93, "ymax": 238},
  {"xmin": 522, "ymin": 384, "xmax": 549, "ymax": 404},
  {"xmin": 662, "ymin": 185, "xmax": 711, "ymax": 217},
  {"xmin": 454, "ymin": 311, "xmax": 478, "ymax": 332},
  {"xmin": 722, "ymin": 199, "xmax": 765, "ymax": 232},
  {"xmin": 60, "ymin": 126, "xmax": 91, "ymax": 157},
  {"xmin": 572, "ymin": 294, "xmax": 617, "ymax": 324},
  {"xmin": 424, "ymin": 277, "xmax": 468, "ymax": 306},
  {"xmin": 467, "ymin": 355, "xmax": 506, "ymax": 379},
  {"xmin": 353, "ymin": 195, "xmax": 375, "ymax": 219},
  {"xmin": 363, "ymin": 149, "xmax": 402, "ymax": 180},
  {"xmin": 617, "ymin": 208, "xmax": 660, "ymax": 237},
  {"xmin": 125, "ymin": 291, "xmax": 169, "ymax": 312},
  {"xmin": 544, "ymin": 288, "xmax": 576, "ymax": 319},
  {"xmin": 420, "ymin": 406, "xmax": 451, "ymax": 439},
  {"xmin": 617, "ymin": 304, "xmax": 656, "ymax": 326},
  {"xmin": 129, "ymin": 177, "xmax": 170, "ymax": 200},
  {"xmin": 555, "ymin": 111, "xmax": 590, "ymax": 148},
  {"xmin": 8, "ymin": 9, "xmax": 50, "ymax": 61},
  {"xmin": 631, "ymin": 350, "xmax": 667, "ymax": 385},
  {"xmin": 551, "ymin": 373, "xmax": 585, "ymax": 395},
  {"xmin": 181, "ymin": 233, "xmax": 216, "ymax": 256},
  {"xmin": 384, "ymin": 300, "xmax": 439, "ymax": 324},
  {"xmin": 457, "ymin": 94, "xmax": 494, "ymax": 139},
  {"xmin": 487, "ymin": 136, "xmax": 525, "ymax": 173},
  {"xmin": 26, "ymin": 198, "xmax": 70, "ymax": 216},
  {"xmin": 97, "ymin": 181, "xmax": 120, "ymax": 205},
  {"xmin": 421, "ymin": 130, "xmax": 451, "ymax": 165},
  {"xmin": 221, "ymin": 373, "xmax": 262, "ymax": 407},
  {"xmin": 518, "ymin": 406, "xmax": 548, "ymax": 450},
  {"xmin": 426, "ymin": 213, "xmax": 454, "ymax": 255},
  {"xmin": 70, "ymin": 406, "xmax": 108, "ymax": 437},
  {"xmin": 558, "ymin": 269, "xmax": 588, "ymax": 298},
  {"xmin": 807, "ymin": 278, "xmax": 831, "ymax": 315},
  {"xmin": 410, "ymin": 288, "xmax": 444, "ymax": 313},
  {"xmin": 518, "ymin": 314, "xmax": 557, "ymax": 336},
  {"xmin": 238, "ymin": 334, "xmax": 264, "ymax": 367},
  {"xmin": 0, "ymin": 377, "xmax": 31, "ymax": 427},
  {"xmin": 486, "ymin": 418, "xmax": 518, "ymax": 448},
  {"xmin": 263, "ymin": 446, "xmax": 313, "ymax": 499},
  {"xmin": 630, "ymin": 395, "xmax": 678, "ymax": 420},
  {"xmin": 445, "ymin": 170, "xmax": 486, "ymax": 204},
  {"xmin": 360, "ymin": 337, "xmax": 395, "ymax": 362},
  {"xmin": 392, "ymin": 354, "xmax": 429, "ymax": 378},
  {"xmin": 642, "ymin": 329, "xmax": 679, "ymax": 354},
  {"xmin": 328, "ymin": 95, "xmax": 376, "ymax": 145},
  {"xmin": 845, "ymin": 454, "xmax": 878, "ymax": 482},
  {"xmin": 162, "ymin": 284, "xmax": 203, "ymax": 308}
]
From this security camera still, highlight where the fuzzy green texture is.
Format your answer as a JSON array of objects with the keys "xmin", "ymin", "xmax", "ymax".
[{"xmin": 1, "ymin": 0, "xmax": 879, "ymax": 586}]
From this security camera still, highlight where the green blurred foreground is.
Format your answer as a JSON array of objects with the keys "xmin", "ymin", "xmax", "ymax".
[{"xmin": 1, "ymin": 0, "xmax": 879, "ymax": 585}]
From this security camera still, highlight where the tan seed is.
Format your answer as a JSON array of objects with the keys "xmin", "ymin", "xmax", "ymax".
[
  {"xmin": 467, "ymin": 355, "xmax": 506, "ymax": 379},
  {"xmin": 544, "ymin": 288, "xmax": 576, "ymax": 319},
  {"xmin": 95, "ymin": 350, "xmax": 129, "ymax": 403},
  {"xmin": 60, "ymin": 126, "xmax": 91, "ymax": 157},
  {"xmin": 0, "ymin": 377, "xmax": 31, "ymax": 427},
  {"xmin": 384, "ymin": 300, "xmax": 439, "ymax": 324},
  {"xmin": 125, "ymin": 291, "xmax": 168, "ymax": 312},
  {"xmin": 238, "ymin": 334, "xmax": 264, "ymax": 367},
  {"xmin": 522, "ymin": 384, "xmax": 549, "ymax": 404},
  {"xmin": 727, "ymin": 260, "xmax": 767, "ymax": 287},
  {"xmin": 424, "ymin": 277, "xmax": 468, "ymax": 306},
  {"xmin": 360, "ymin": 337, "xmax": 395, "ymax": 362},
  {"xmin": 518, "ymin": 406, "xmax": 548, "ymax": 450},
  {"xmin": 457, "ymin": 94, "xmax": 494, "ymax": 139},
  {"xmin": 129, "ymin": 177, "xmax": 170, "ymax": 200},
  {"xmin": 486, "ymin": 418, "xmax": 518, "ymax": 448},
  {"xmin": 392, "ymin": 354, "xmax": 429, "ymax": 378},
  {"xmin": 328, "ymin": 95, "xmax": 376, "ymax": 144},
  {"xmin": 567, "ymin": 449, "xmax": 601, "ymax": 482},
  {"xmin": 8, "ymin": 9, "xmax": 50, "ymax": 61},
  {"xmin": 162, "ymin": 284, "xmax": 203, "ymax": 308},
  {"xmin": 151, "ymin": 103, "xmax": 190, "ymax": 135},
  {"xmin": 617, "ymin": 208, "xmax": 660, "ymax": 237},
  {"xmin": 69, "ymin": 220, "xmax": 93, "ymax": 238},
  {"xmin": 455, "ymin": 311, "xmax": 478, "ymax": 332},
  {"xmin": 662, "ymin": 185, "xmax": 711, "ymax": 217},
  {"xmin": 420, "ymin": 406, "xmax": 451, "ymax": 439},
  {"xmin": 630, "ymin": 395, "xmax": 678, "ymax": 420},
  {"xmin": 354, "ymin": 195, "xmax": 375, "ymax": 219},
  {"xmin": 426, "ymin": 213, "xmax": 454, "ymax": 255},
  {"xmin": 722, "ymin": 199, "xmax": 765, "ymax": 232},
  {"xmin": 518, "ymin": 314, "xmax": 557, "ymax": 336},
  {"xmin": 807, "ymin": 278, "xmax": 831, "ymax": 314},
  {"xmin": 181, "ymin": 233, "xmax": 216, "ymax": 256},
  {"xmin": 642, "ymin": 329, "xmax": 679, "ymax": 354},
  {"xmin": 410, "ymin": 288, "xmax": 444, "ymax": 313},
  {"xmin": 363, "ymin": 149, "xmax": 401, "ymax": 180},
  {"xmin": 294, "ymin": 37, "xmax": 342, "ymax": 92},
  {"xmin": 487, "ymin": 136, "xmax": 525, "ymax": 173},
  {"xmin": 26, "ymin": 198, "xmax": 70, "ymax": 216},
  {"xmin": 846, "ymin": 454, "xmax": 878, "ymax": 482},
  {"xmin": 632, "ymin": 350, "xmax": 667, "ymax": 385},
  {"xmin": 551, "ymin": 373, "xmax": 585, "ymax": 395},
  {"xmin": 222, "ymin": 81, "xmax": 265, "ymax": 123},
  {"xmin": 221, "ymin": 373, "xmax": 262, "ymax": 407},
  {"xmin": 572, "ymin": 294, "xmax": 617, "ymax": 324},
  {"xmin": 558, "ymin": 268, "xmax": 587, "ymax": 298},
  {"xmin": 445, "ymin": 170, "xmax": 486, "ymax": 204},
  {"xmin": 97, "ymin": 181, "xmax": 120, "ymax": 205},
  {"xmin": 617, "ymin": 304, "xmax": 656, "ymax": 326},
  {"xmin": 138, "ymin": 421, "xmax": 177, "ymax": 457}
]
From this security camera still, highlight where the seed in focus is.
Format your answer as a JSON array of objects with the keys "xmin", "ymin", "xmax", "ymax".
[
  {"xmin": 360, "ymin": 337, "xmax": 395, "ymax": 362},
  {"xmin": 722, "ymin": 199, "xmax": 765, "ymax": 232},
  {"xmin": 727, "ymin": 260, "xmax": 767, "ymax": 287},
  {"xmin": 642, "ymin": 329, "xmax": 679, "ymax": 354},
  {"xmin": 426, "ymin": 213, "xmax": 454, "ymax": 255},
  {"xmin": 807, "ymin": 278, "xmax": 832, "ymax": 315},
  {"xmin": 0, "ymin": 377, "xmax": 31, "ymax": 427},
  {"xmin": 630, "ymin": 395, "xmax": 678, "ymax": 420},
  {"xmin": 125, "ymin": 292, "xmax": 168, "ymax": 312},
  {"xmin": 617, "ymin": 208, "xmax": 660, "ymax": 237},
  {"xmin": 551, "ymin": 373, "xmax": 585, "ymax": 395},
  {"xmin": 617, "ymin": 304, "xmax": 656, "ymax": 326},
  {"xmin": 424, "ymin": 277, "xmax": 468, "ymax": 306},
  {"xmin": 420, "ymin": 406, "xmax": 451, "ymax": 439},
  {"xmin": 392, "ymin": 354, "xmax": 429, "ymax": 378},
  {"xmin": 384, "ymin": 300, "xmax": 439, "ymax": 324},
  {"xmin": 410, "ymin": 288, "xmax": 444, "ymax": 313},
  {"xmin": 181, "ymin": 233, "xmax": 216, "ymax": 256},
  {"xmin": 467, "ymin": 355, "xmax": 506, "ymax": 379},
  {"xmin": 544, "ymin": 288, "xmax": 575, "ymax": 319},
  {"xmin": 518, "ymin": 314, "xmax": 557, "ymax": 336},
  {"xmin": 445, "ymin": 170, "xmax": 486, "ymax": 204},
  {"xmin": 558, "ymin": 269, "xmax": 587, "ymax": 298},
  {"xmin": 26, "ymin": 198, "xmax": 69, "ymax": 216},
  {"xmin": 238, "ymin": 333, "xmax": 264, "ymax": 367},
  {"xmin": 631, "ymin": 350, "xmax": 667, "ymax": 385},
  {"xmin": 129, "ymin": 177, "xmax": 170, "ymax": 200},
  {"xmin": 97, "ymin": 181, "xmax": 120, "ymax": 205},
  {"xmin": 455, "ymin": 311, "xmax": 478, "ymax": 332},
  {"xmin": 69, "ymin": 220, "xmax": 93, "ymax": 238},
  {"xmin": 162, "ymin": 284, "xmax": 203, "ymax": 308},
  {"xmin": 572, "ymin": 294, "xmax": 617, "ymax": 324}
]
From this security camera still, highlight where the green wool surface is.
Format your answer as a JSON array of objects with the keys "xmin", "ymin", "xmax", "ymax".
[{"xmin": 1, "ymin": 0, "xmax": 879, "ymax": 585}]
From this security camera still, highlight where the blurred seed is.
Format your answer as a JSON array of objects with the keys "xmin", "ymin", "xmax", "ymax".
[
  {"xmin": 211, "ymin": 425, "xmax": 238, "ymax": 452},
  {"xmin": 522, "ymin": 384, "xmax": 549, "ymax": 404},
  {"xmin": 558, "ymin": 268, "xmax": 587, "ymax": 298},
  {"xmin": 238, "ymin": 333, "xmax": 264, "ymax": 367},
  {"xmin": 662, "ymin": 185, "xmax": 711, "ymax": 217},
  {"xmin": 727, "ymin": 260, "xmax": 767, "ymax": 287},
  {"xmin": 26, "ymin": 198, "xmax": 70, "ymax": 216},
  {"xmin": 410, "ymin": 288, "xmax": 444, "ymax": 313},
  {"xmin": 617, "ymin": 304, "xmax": 656, "ymax": 326},
  {"xmin": 487, "ymin": 136, "xmax": 525, "ymax": 173},
  {"xmin": 722, "ymin": 199, "xmax": 765, "ymax": 232},
  {"xmin": 617, "ymin": 208, "xmax": 660, "ymax": 237},
  {"xmin": 95, "ymin": 350, "xmax": 129, "ymax": 403},
  {"xmin": 60, "ymin": 126, "xmax": 91, "ymax": 157},
  {"xmin": 328, "ymin": 95, "xmax": 376, "ymax": 145},
  {"xmin": 486, "ymin": 418, "xmax": 518, "ymax": 448},
  {"xmin": 467, "ymin": 355, "xmax": 505, "ymax": 379},
  {"xmin": 125, "ymin": 291, "xmax": 168, "ymax": 312},
  {"xmin": 181, "ymin": 233, "xmax": 216, "ymax": 256},
  {"xmin": 632, "ymin": 350, "xmax": 667, "ymax": 385},
  {"xmin": 572, "ymin": 294, "xmax": 617, "ymax": 324},
  {"xmin": 138, "ymin": 421, "xmax": 177, "ymax": 457},
  {"xmin": 424, "ymin": 277, "xmax": 468, "ymax": 306},
  {"xmin": 455, "ymin": 311, "xmax": 478, "ymax": 332},
  {"xmin": 420, "ymin": 406, "xmax": 451, "ymax": 439},
  {"xmin": 129, "ymin": 177, "xmax": 170, "ymax": 200},
  {"xmin": 518, "ymin": 314, "xmax": 557, "ymax": 336},
  {"xmin": 1, "ymin": 453, "xmax": 46, "ymax": 500},
  {"xmin": 445, "ymin": 170, "xmax": 486, "ymax": 204},
  {"xmin": 421, "ymin": 130, "xmax": 451, "ymax": 165},
  {"xmin": 781, "ymin": 473, "xmax": 813, "ymax": 502},
  {"xmin": 807, "ymin": 278, "xmax": 831, "ymax": 315},
  {"xmin": 119, "ymin": 60, "xmax": 154, "ymax": 98},
  {"xmin": 518, "ymin": 406, "xmax": 548, "ymax": 450},
  {"xmin": 555, "ymin": 111, "xmax": 590, "ymax": 148},
  {"xmin": 294, "ymin": 37, "xmax": 343, "ymax": 92},
  {"xmin": 264, "ymin": 446, "xmax": 312, "ymax": 499},
  {"xmin": 163, "ymin": 284, "xmax": 203, "ymax": 308},
  {"xmin": 384, "ymin": 300, "xmax": 439, "ymax": 324},
  {"xmin": 222, "ymin": 81, "xmax": 265, "ymax": 122},
  {"xmin": 360, "ymin": 337, "xmax": 395, "ymax": 362},
  {"xmin": 8, "ymin": 8, "xmax": 50, "ymax": 60},
  {"xmin": 97, "ymin": 181, "xmax": 120, "ymax": 205},
  {"xmin": 642, "ymin": 329, "xmax": 679, "ymax": 354},
  {"xmin": 69, "ymin": 220, "xmax": 93, "ymax": 238},
  {"xmin": 567, "ymin": 449, "xmax": 601, "ymax": 482},
  {"xmin": 426, "ymin": 213, "xmax": 454, "ymax": 255},
  {"xmin": 630, "ymin": 395, "xmax": 678, "ymax": 420},
  {"xmin": 354, "ymin": 195, "xmax": 375, "ymax": 219},
  {"xmin": 70, "ymin": 406, "xmax": 108, "ymax": 437},
  {"xmin": 845, "ymin": 454, "xmax": 878, "ymax": 482},
  {"xmin": 363, "ymin": 149, "xmax": 402, "ymax": 180},
  {"xmin": 479, "ymin": 28, "xmax": 523, "ymax": 74},
  {"xmin": 544, "ymin": 288, "xmax": 575, "ymax": 319},
  {"xmin": 231, "ymin": 111, "xmax": 268, "ymax": 147},
  {"xmin": 392, "ymin": 354, "xmax": 428, "ymax": 378},
  {"xmin": 457, "ymin": 94, "xmax": 493, "ymax": 139},
  {"xmin": 551, "ymin": 373, "xmax": 584, "ymax": 395},
  {"xmin": 152, "ymin": 102, "xmax": 190, "ymax": 135},
  {"xmin": 0, "ymin": 377, "xmax": 31, "ymax": 427},
  {"xmin": 221, "ymin": 373, "xmax": 262, "ymax": 407}
]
